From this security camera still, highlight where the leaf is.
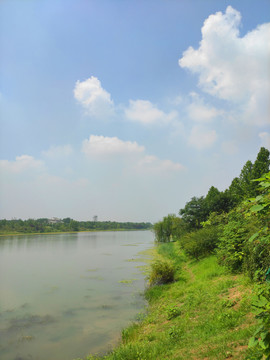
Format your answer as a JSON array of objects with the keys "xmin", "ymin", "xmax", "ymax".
[
  {"xmin": 248, "ymin": 232, "xmax": 259, "ymax": 243},
  {"xmin": 250, "ymin": 204, "xmax": 265, "ymax": 212},
  {"xmin": 260, "ymin": 331, "xmax": 270, "ymax": 341},
  {"xmin": 255, "ymin": 195, "xmax": 264, "ymax": 201},
  {"xmin": 249, "ymin": 336, "xmax": 258, "ymax": 348}
]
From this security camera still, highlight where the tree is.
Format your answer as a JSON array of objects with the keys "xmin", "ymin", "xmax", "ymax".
[
  {"xmin": 179, "ymin": 196, "xmax": 208, "ymax": 229},
  {"xmin": 153, "ymin": 214, "xmax": 184, "ymax": 242},
  {"xmin": 250, "ymin": 147, "xmax": 270, "ymax": 196},
  {"xmin": 239, "ymin": 160, "xmax": 253, "ymax": 197},
  {"xmin": 205, "ymin": 186, "xmax": 220, "ymax": 213}
]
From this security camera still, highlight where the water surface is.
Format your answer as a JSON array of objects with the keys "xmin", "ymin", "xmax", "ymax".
[{"xmin": 0, "ymin": 230, "xmax": 154, "ymax": 360}]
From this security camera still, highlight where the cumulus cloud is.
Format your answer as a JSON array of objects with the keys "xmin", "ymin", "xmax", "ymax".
[
  {"xmin": 187, "ymin": 93, "xmax": 223, "ymax": 122},
  {"xmin": 179, "ymin": 6, "xmax": 270, "ymax": 125},
  {"xmin": 74, "ymin": 76, "xmax": 114, "ymax": 118},
  {"xmin": 42, "ymin": 145, "xmax": 73, "ymax": 158},
  {"xmin": 0, "ymin": 155, "xmax": 44, "ymax": 173},
  {"xmin": 188, "ymin": 125, "xmax": 217, "ymax": 150},
  {"xmin": 137, "ymin": 155, "xmax": 184, "ymax": 173},
  {"xmin": 259, "ymin": 132, "xmax": 270, "ymax": 148},
  {"xmin": 82, "ymin": 135, "xmax": 145, "ymax": 158},
  {"xmin": 82, "ymin": 134, "xmax": 184, "ymax": 173},
  {"xmin": 125, "ymin": 99, "xmax": 177, "ymax": 125}
]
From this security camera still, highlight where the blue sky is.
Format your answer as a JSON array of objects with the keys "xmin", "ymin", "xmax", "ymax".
[{"xmin": 0, "ymin": 0, "xmax": 270, "ymax": 222}]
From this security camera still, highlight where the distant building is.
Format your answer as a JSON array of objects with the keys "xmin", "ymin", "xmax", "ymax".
[
  {"xmin": 93, "ymin": 215, "xmax": 98, "ymax": 222},
  {"xmin": 48, "ymin": 217, "xmax": 62, "ymax": 224}
]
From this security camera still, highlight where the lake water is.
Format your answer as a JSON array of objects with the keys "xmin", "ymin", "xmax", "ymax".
[{"xmin": 0, "ymin": 230, "xmax": 154, "ymax": 360}]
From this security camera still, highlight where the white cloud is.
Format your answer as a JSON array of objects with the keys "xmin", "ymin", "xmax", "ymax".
[
  {"xmin": 0, "ymin": 155, "xmax": 44, "ymax": 174},
  {"xmin": 137, "ymin": 155, "xmax": 184, "ymax": 173},
  {"xmin": 187, "ymin": 93, "xmax": 223, "ymax": 122},
  {"xmin": 42, "ymin": 145, "xmax": 73, "ymax": 158},
  {"xmin": 81, "ymin": 134, "xmax": 184, "ymax": 174},
  {"xmin": 125, "ymin": 99, "xmax": 177, "ymax": 125},
  {"xmin": 82, "ymin": 135, "xmax": 145, "ymax": 158},
  {"xmin": 259, "ymin": 132, "xmax": 270, "ymax": 148},
  {"xmin": 179, "ymin": 6, "xmax": 270, "ymax": 125},
  {"xmin": 74, "ymin": 76, "xmax": 114, "ymax": 118},
  {"xmin": 188, "ymin": 125, "xmax": 217, "ymax": 149}
]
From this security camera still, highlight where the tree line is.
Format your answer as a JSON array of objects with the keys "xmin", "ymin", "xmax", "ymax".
[
  {"xmin": 153, "ymin": 147, "xmax": 270, "ymax": 358},
  {"xmin": 154, "ymin": 147, "xmax": 270, "ymax": 242},
  {"xmin": 0, "ymin": 218, "xmax": 152, "ymax": 235}
]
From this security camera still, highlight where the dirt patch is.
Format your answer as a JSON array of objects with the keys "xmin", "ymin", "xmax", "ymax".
[{"xmin": 228, "ymin": 287, "xmax": 242, "ymax": 301}]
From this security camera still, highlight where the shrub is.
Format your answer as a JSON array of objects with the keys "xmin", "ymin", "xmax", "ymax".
[
  {"xmin": 217, "ymin": 172, "xmax": 270, "ymax": 278},
  {"xmin": 216, "ymin": 210, "xmax": 256, "ymax": 272},
  {"xmin": 243, "ymin": 232, "xmax": 270, "ymax": 281},
  {"xmin": 149, "ymin": 260, "xmax": 175, "ymax": 286},
  {"xmin": 248, "ymin": 283, "xmax": 270, "ymax": 359},
  {"xmin": 180, "ymin": 226, "xmax": 220, "ymax": 260}
]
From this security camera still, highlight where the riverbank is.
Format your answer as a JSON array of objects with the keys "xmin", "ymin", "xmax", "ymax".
[
  {"xmin": 80, "ymin": 242, "xmax": 257, "ymax": 360},
  {"xmin": 0, "ymin": 219, "xmax": 152, "ymax": 236},
  {"xmin": 0, "ymin": 229, "xmax": 151, "ymax": 237}
]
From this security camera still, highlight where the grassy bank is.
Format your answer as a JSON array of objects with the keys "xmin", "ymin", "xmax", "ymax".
[{"xmin": 77, "ymin": 242, "xmax": 257, "ymax": 360}]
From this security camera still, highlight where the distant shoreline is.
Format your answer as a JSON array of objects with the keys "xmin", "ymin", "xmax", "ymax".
[{"xmin": 0, "ymin": 229, "xmax": 152, "ymax": 237}]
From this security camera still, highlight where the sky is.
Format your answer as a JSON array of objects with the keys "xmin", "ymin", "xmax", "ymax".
[{"xmin": 0, "ymin": 0, "xmax": 270, "ymax": 222}]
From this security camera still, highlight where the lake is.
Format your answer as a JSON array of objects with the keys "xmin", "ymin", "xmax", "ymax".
[{"xmin": 0, "ymin": 230, "xmax": 154, "ymax": 360}]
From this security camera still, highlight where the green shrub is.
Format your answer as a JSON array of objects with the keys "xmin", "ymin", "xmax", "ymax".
[
  {"xmin": 248, "ymin": 283, "xmax": 270, "ymax": 359},
  {"xmin": 180, "ymin": 226, "xmax": 220, "ymax": 260},
  {"xmin": 216, "ymin": 210, "xmax": 256, "ymax": 272},
  {"xmin": 243, "ymin": 231, "xmax": 270, "ymax": 281},
  {"xmin": 217, "ymin": 173, "xmax": 270, "ymax": 278},
  {"xmin": 149, "ymin": 260, "xmax": 175, "ymax": 286}
]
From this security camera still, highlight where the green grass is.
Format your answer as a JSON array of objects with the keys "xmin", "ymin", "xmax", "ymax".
[{"xmin": 76, "ymin": 242, "xmax": 257, "ymax": 360}]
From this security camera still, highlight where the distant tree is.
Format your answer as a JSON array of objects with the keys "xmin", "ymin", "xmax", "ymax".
[{"xmin": 62, "ymin": 217, "xmax": 72, "ymax": 224}]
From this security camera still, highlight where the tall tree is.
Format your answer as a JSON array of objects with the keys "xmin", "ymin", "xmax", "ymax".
[
  {"xmin": 239, "ymin": 160, "xmax": 253, "ymax": 197},
  {"xmin": 179, "ymin": 196, "xmax": 208, "ymax": 229},
  {"xmin": 250, "ymin": 147, "xmax": 270, "ymax": 196}
]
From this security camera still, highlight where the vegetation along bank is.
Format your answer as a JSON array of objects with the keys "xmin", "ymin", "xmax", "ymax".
[
  {"xmin": 0, "ymin": 219, "xmax": 152, "ymax": 236},
  {"xmin": 75, "ymin": 147, "xmax": 270, "ymax": 360}
]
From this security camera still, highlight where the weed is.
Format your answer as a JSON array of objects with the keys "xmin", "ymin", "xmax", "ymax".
[
  {"xmin": 165, "ymin": 304, "xmax": 182, "ymax": 320},
  {"xmin": 149, "ymin": 260, "xmax": 175, "ymax": 286}
]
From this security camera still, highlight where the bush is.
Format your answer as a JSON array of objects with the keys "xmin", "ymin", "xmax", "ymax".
[
  {"xmin": 149, "ymin": 260, "xmax": 175, "ymax": 286},
  {"xmin": 243, "ymin": 231, "xmax": 270, "ymax": 281},
  {"xmin": 216, "ymin": 210, "xmax": 256, "ymax": 272},
  {"xmin": 180, "ymin": 226, "xmax": 220, "ymax": 260},
  {"xmin": 248, "ymin": 283, "xmax": 270, "ymax": 359},
  {"xmin": 217, "ymin": 173, "xmax": 270, "ymax": 277}
]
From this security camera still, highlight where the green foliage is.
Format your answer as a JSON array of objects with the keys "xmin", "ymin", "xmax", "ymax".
[
  {"xmin": 149, "ymin": 260, "xmax": 175, "ymax": 286},
  {"xmin": 179, "ymin": 196, "xmax": 208, "ymax": 229},
  {"xmin": 153, "ymin": 214, "xmax": 186, "ymax": 242},
  {"xmin": 248, "ymin": 284, "xmax": 270, "ymax": 360},
  {"xmin": 165, "ymin": 304, "xmax": 182, "ymax": 320},
  {"xmin": 228, "ymin": 147, "xmax": 270, "ymax": 203},
  {"xmin": 180, "ymin": 226, "xmax": 220, "ymax": 260},
  {"xmin": 250, "ymin": 147, "xmax": 270, "ymax": 196},
  {"xmin": 243, "ymin": 172, "xmax": 270, "ymax": 281},
  {"xmin": 216, "ymin": 210, "xmax": 256, "ymax": 272},
  {"xmin": 179, "ymin": 190, "xmax": 236, "ymax": 231},
  {"xmin": 217, "ymin": 172, "xmax": 270, "ymax": 279},
  {"xmin": 0, "ymin": 218, "xmax": 152, "ymax": 235}
]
